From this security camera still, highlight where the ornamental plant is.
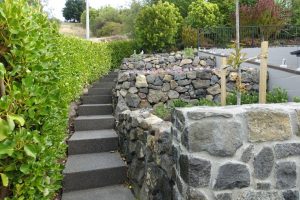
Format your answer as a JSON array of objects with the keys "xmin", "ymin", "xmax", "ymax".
[
  {"xmin": 186, "ymin": 0, "xmax": 222, "ymax": 29},
  {"xmin": 135, "ymin": 1, "xmax": 182, "ymax": 52},
  {"xmin": 0, "ymin": 0, "xmax": 117, "ymax": 199}
]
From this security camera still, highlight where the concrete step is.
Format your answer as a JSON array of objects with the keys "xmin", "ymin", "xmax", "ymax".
[
  {"xmin": 81, "ymin": 95, "xmax": 112, "ymax": 104},
  {"xmin": 96, "ymin": 77, "xmax": 116, "ymax": 82},
  {"xmin": 92, "ymin": 82, "xmax": 116, "ymax": 88},
  {"xmin": 78, "ymin": 104, "xmax": 112, "ymax": 116},
  {"xmin": 86, "ymin": 88, "xmax": 112, "ymax": 95},
  {"xmin": 68, "ymin": 129, "xmax": 118, "ymax": 155},
  {"xmin": 74, "ymin": 115, "xmax": 115, "ymax": 131},
  {"xmin": 62, "ymin": 185, "xmax": 134, "ymax": 200},
  {"xmin": 63, "ymin": 152, "xmax": 127, "ymax": 192}
]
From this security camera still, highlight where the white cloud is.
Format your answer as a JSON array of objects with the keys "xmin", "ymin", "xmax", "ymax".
[{"xmin": 45, "ymin": 0, "xmax": 131, "ymax": 21}]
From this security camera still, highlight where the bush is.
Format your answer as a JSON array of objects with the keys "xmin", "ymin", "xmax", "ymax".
[
  {"xmin": 186, "ymin": 0, "xmax": 222, "ymax": 28},
  {"xmin": 0, "ymin": 1, "xmax": 112, "ymax": 199},
  {"xmin": 96, "ymin": 22, "xmax": 124, "ymax": 37},
  {"xmin": 182, "ymin": 26, "xmax": 198, "ymax": 48},
  {"xmin": 108, "ymin": 40, "xmax": 136, "ymax": 68},
  {"xmin": 135, "ymin": 1, "xmax": 182, "ymax": 52},
  {"xmin": 152, "ymin": 103, "xmax": 171, "ymax": 121}
]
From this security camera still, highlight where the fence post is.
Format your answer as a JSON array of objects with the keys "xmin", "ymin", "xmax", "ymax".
[
  {"xmin": 197, "ymin": 29, "xmax": 200, "ymax": 49},
  {"xmin": 259, "ymin": 41, "xmax": 268, "ymax": 104},
  {"xmin": 221, "ymin": 57, "xmax": 227, "ymax": 106}
]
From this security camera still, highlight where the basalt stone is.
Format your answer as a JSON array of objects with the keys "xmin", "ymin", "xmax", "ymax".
[
  {"xmin": 178, "ymin": 79, "xmax": 191, "ymax": 86},
  {"xmin": 246, "ymin": 109, "xmax": 292, "ymax": 142},
  {"xmin": 211, "ymin": 75, "xmax": 219, "ymax": 85},
  {"xmin": 215, "ymin": 193, "xmax": 232, "ymax": 200},
  {"xmin": 179, "ymin": 154, "xmax": 211, "ymax": 187},
  {"xmin": 138, "ymin": 92, "xmax": 147, "ymax": 99},
  {"xmin": 253, "ymin": 147, "xmax": 274, "ymax": 180},
  {"xmin": 197, "ymin": 71, "xmax": 212, "ymax": 79},
  {"xmin": 174, "ymin": 73, "xmax": 186, "ymax": 81},
  {"xmin": 139, "ymin": 87, "xmax": 149, "ymax": 94},
  {"xmin": 180, "ymin": 59, "xmax": 193, "ymax": 66},
  {"xmin": 170, "ymin": 80, "xmax": 178, "ymax": 89},
  {"xmin": 168, "ymin": 56, "xmax": 176, "ymax": 63},
  {"xmin": 122, "ymin": 81, "xmax": 131, "ymax": 89},
  {"xmin": 237, "ymin": 191, "xmax": 283, "ymax": 200},
  {"xmin": 162, "ymin": 83, "xmax": 171, "ymax": 92},
  {"xmin": 153, "ymin": 77, "xmax": 164, "ymax": 86},
  {"xmin": 163, "ymin": 74, "xmax": 173, "ymax": 82},
  {"xmin": 176, "ymin": 86, "xmax": 188, "ymax": 93},
  {"xmin": 240, "ymin": 144, "xmax": 254, "ymax": 163},
  {"xmin": 145, "ymin": 63, "xmax": 152, "ymax": 69},
  {"xmin": 187, "ymin": 71, "xmax": 197, "ymax": 79},
  {"xmin": 188, "ymin": 188, "xmax": 208, "ymax": 200},
  {"xmin": 118, "ymin": 72, "xmax": 130, "ymax": 82},
  {"xmin": 276, "ymin": 161, "xmax": 296, "ymax": 189},
  {"xmin": 226, "ymin": 82, "xmax": 236, "ymax": 92},
  {"xmin": 147, "ymin": 89, "xmax": 165, "ymax": 104},
  {"xmin": 168, "ymin": 90, "xmax": 180, "ymax": 99},
  {"xmin": 182, "ymin": 118, "xmax": 242, "ymax": 156},
  {"xmin": 128, "ymin": 87, "xmax": 138, "ymax": 94},
  {"xmin": 214, "ymin": 163, "xmax": 250, "ymax": 190},
  {"xmin": 136, "ymin": 75, "xmax": 148, "ymax": 88},
  {"xmin": 257, "ymin": 182, "xmax": 271, "ymax": 190},
  {"xmin": 283, "ymin": 190, "xmax": 299, "ymax": 200},
  {"xmin": 207, "ymin": 84, "xmax": 221, "ymax": 95},
  {"xmin": 206, "ymin": 59, "xmax": 215, "ymax": 66},
  {"xmin": 192, "ymin": 80, "xmax": 211, "ymax": 89},
  {"xmin": 200, "ymin": 60, "xmax": 207, "ymax": 66},
  {"xmin": 274, "ymin": 143, "xmax": 300, "ymax": 159},
  {"xmin": 148, "ymin": 84, "xmax": 162, "ymax": 90},
  {"xmin": 147, "ymin": 74, "xmax": 157, "ymax": 84},
  {"xmin": 125, "ymin": 93, "xmax": 141, "ymax": 108}
]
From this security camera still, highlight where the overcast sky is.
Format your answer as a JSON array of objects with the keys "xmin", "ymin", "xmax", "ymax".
[{"xmin": 45, "ymin": 0, "xmax": 131, "ymax": 21}]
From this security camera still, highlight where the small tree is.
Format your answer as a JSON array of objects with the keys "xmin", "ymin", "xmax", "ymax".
[
  {"xmin": 63, "ymin": 0, "xmax": 86, "ymax": 22},
  {"xmin": 135, "ymin": 1, "xmax": 182, "ymax": 52},
  {"xmin": 185, "ymin": 0, "xmax": 222, "ymax": 28}
]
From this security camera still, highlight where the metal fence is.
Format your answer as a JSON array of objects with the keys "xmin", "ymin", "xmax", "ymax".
[{"xmin": 198, "ymin": 26, "xmax": 300, "ymax": 48}]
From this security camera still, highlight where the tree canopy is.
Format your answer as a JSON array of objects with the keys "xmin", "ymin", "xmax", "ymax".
[{"xmin": 63, "ymin": 0, "xmax": 85, "ymax": 22}]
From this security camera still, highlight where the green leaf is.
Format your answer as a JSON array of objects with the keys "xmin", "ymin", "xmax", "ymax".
[
  {"xmin": 24, "ymin": 145, "xmax": 37, "ymax": 159},
  {"xmin": 0, "ymin": 173, "xmax": 8, "ymax": 187},
  {"xmin": 0, "ymin": 63, "xmax": 5, "ymax": 79},
  {"xmin": 20, "ymin": 164, "xmax": 30, "ymax": 174},
  {"xmin": 7, "ymin": 115, "xmax": 25, "ymax": 127},
  {"xmin": 0, "ymin": 141, "xmax": 14, "ymax": 156}
]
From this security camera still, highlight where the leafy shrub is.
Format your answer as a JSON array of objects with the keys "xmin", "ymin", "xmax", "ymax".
[
  {"xmin": 266, "ymin": 87, "xmax": 288, "ymax": 103},
  {"xmin": 186, "ymin": 0, "xmax": 222, "ymax": 28},
  {"xmin": 182, "ymin": 26, "xmax": 198, "ymax": 48},
  {"xmin": 153, "ymin": 104, "xmax": 171, "ymax": 120},
  {"xmin": 171, "ymin": 99, "xmax": 189, "ymax": 108},
  {"xmin": 135, "ymin": 1, "xmax": 182, "ymax": 52},
  {"xmin": 96, "ymin": 22, "xmax": 124, "ymax": 37},
  {"xmin": 108, "ymin": 40, "xmax": 136, "ymax": 68},
  {"xmin": 293, "ymin": 96, "xmax": 300, "ymax": 103},
  {"xmin": 197, "ymin": 98, "xmax": 220, "ymax": 106},
  {"xmin": 183, "ymin": 47, "xmax": 195, "ymax": 58},
  {"xmin": 0, "ymin": 1, "xmax": 112, "ymax": 199},
  {"xmin": 226, "ymin": 88, "xmax": 288, "ymax": 105}
]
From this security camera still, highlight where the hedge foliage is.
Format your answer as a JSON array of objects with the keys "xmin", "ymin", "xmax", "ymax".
[
  {"xmin": 0, "ymin": 0, "xmax": 124, "ymax": 199},
  {"xmin": 108, "ymin": 40, "xmax": 136, "ymax": 69}
]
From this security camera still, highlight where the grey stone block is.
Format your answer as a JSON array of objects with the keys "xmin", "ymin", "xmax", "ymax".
[
  {"xmin": 214, "ymin": 163, "xmax": 250, "ymax": 190},
  {"xmin": 253, "ymin": 147, "xmax": 274, "ymax": 180},
  {"xmin": 276, "ymin": 161, "xmax": 297, "ymax": 189},
  {"xmin": 179, "ymin": 154, "xmax": 211, "ymax": 187},
  {"xmin": 215, "ymin": 193, "xmax": 232, "ymax": 200},
  {"xmin": 274, "ymin": 143, "xmax": 300, "ymax": 159},
  {"xmin": 256, "ymin": 182, "xmax": 271, "ymax": 190},
  {"xmin": 78, "ymin": 104, "xmax": 112, "ymax": 116},
  {"xmin": 240, "ymin": 145, "xmax": 254, "ymax": 163},
  {"xmin": 182, "ymin": 119, "xmax": 242, "ymax": 156},
  {"xmin": 283, "ymin": 190, "xmax": 299, "ymax": 200},
  {"xmin": 236, "ymin": 190, "xmax": 283, "ymax": 200}
]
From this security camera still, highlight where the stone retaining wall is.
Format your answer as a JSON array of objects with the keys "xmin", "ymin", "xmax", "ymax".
[
  {"xmin": 172, "ymin": 104, "xmax": 300, "ymax": 200},
  {"xmin": 114, "ymin": 52, "xmax": 260, "ymax": 109},
  {"xmin": 116, "ymin": 108, "xmax": 173, "ymax": 200}
]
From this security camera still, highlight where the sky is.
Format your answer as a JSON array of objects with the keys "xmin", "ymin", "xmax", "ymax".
[{"xmin": 45, "ymin": 0, "xmax": 132, "ymax": 21}]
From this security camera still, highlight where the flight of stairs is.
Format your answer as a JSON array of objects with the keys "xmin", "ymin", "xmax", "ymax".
[{"xmin": 62, "ymin": 72, "xmax": 134, "ymax": 200}]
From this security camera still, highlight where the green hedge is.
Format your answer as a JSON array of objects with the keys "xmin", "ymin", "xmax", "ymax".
[
  {"xmin": 108, "ymin": 40, "xmax": 136, "ymax": 68},
  {"xmin": 0, "ymin": 1, "xmax": 116, "ymax": 199}
]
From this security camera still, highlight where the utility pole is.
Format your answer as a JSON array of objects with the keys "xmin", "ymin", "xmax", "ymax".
[
  {"xmin": 86, "ymin": 0, "xmax": 90, "ymax": 40},
  {"xmin": 235, "ymin": 0, "xmax": 242, "ymax": 105}
]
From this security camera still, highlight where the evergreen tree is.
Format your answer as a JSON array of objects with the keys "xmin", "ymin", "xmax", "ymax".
[{"xmin": 63, "ymin": 0, "xmax": 86, "ymax": 22}]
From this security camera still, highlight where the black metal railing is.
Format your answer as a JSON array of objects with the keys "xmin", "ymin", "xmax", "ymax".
[{"xmin": 198, "ymin": 25, "xmax": 300, "ymax": 48}]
